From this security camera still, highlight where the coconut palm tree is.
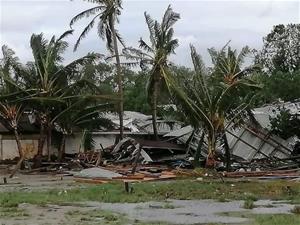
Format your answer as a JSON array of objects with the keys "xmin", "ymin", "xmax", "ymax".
[
  {"xmin": 20, "ymin": 31, "xmax": 101, "ymax": 162},
  {"xmin": 123, "ymin": 5, "xmax": 180, "ymax": 140},
  {"xmin": 170, "ymin": 44, "xmax": 260, "ymax": 168},
  {"xmin": 70, "ymin": 0, "xmax": 125, "ymax": 139},
  {"xmin": 0, "ymin": 46, "xmax": 25, "ymax": 159}
]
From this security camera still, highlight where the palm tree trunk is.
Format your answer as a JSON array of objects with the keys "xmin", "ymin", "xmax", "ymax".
[
  {"xmin": 10, "ymin": 128, "xmax": 24, "ymax": 178},
  {"xmin": 58, "ymin": 133, "xmax": 66, "ymax": 162},
  {"xmin": 111, "ymin": 20, "xmax": 124, "ymax": 140},
  {"xmin": 46, "ymin": 127, "xmax": 52, "ymax": 161},
  {"xmin": 13, "ymin": 128, "xmax": 23, "ymax": 158},
  {"xmin": 37, "ymin": 123, "xmax": 45, "ymax": 157},
  {"xmin": 34, "ymin": 123, "xmax": 46, "ymax": 168},
  {"xmin": 152, "ymin": 80, "xmax": 159, "ymax": 140},
  {"xmin": 206, "ymin": 132, "xmax": 216, "ymax": 168}
]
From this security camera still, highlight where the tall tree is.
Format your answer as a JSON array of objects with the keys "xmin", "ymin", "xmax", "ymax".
[
  {"xmin": 70, "ymin": 0, "xmax": 125, "ymax": 139},
  {"xmin": 124, "ymin": 5, "xmax": 180, "ymax": 140},
  {"xmin": 256, "ymin": 24, "xmax": 300, "ymax": 73}
]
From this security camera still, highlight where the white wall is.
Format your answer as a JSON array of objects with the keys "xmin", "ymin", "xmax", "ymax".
[
  {"xmin": 0, "ymin": 133, "xmax": 118, "ymax": 159},
  {"xmin": 0, "ymin": 135, "xmax": 54, "ymax": 160}
]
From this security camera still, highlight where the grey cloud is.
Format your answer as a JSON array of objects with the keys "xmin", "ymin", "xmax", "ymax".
[{"xmin": 1, "ymin": 0, "xmax": 299, "ymax": 66}]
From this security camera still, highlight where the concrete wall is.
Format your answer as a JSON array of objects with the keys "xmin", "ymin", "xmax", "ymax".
[
  {"xmin": 0, "ymin": 134, "xmax": 58, "ymax": 160},
  {"xmin": 1, "ymin": 132, "xmax": 120, "ymax": 159}
]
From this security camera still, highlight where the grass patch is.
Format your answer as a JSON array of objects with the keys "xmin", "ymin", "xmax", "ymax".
[
  {"xmin": 243, "ymin": 199, "xmax": 255, "ymax": 209},
  {"xmin": 0, "ymin": 179, "xmax": 300, "ymax": 206},
  {"xmin": 0, "ymin": 206, "xmax": 30, "ymax": 218},
  {"xmin": 66, "ymin": 209, "xmax": 125, "ymax": 225},
  {"xmin": 220, "ymin": 211, "xmax": 300, "ymax": 225},
  {"xmin": 251, "ymin": 214, "xmax": 300, "ymax": 225},
  {"xmin": 65, "ymin": 209, "xmax": 171, "ymax": 225},
  {"xmin": 162, "ymin": 202, "xmax": 176, "ymax": 209}
]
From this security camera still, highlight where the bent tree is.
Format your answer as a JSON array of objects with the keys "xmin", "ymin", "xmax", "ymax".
[{"xmin": 170, "ymin": 45, "xmax": 260, "ymax": 168}]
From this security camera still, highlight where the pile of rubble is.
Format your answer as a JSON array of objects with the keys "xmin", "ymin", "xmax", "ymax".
[{"xmin": 2, "ymin": 105, "xmax": 300, "ymax": 183}]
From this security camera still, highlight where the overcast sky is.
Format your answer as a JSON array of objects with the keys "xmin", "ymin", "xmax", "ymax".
[{"xmin": 0, "ymin": 0, "xmax": 299, "ymax": 67}]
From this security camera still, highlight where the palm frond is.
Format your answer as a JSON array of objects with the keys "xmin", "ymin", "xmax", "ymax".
[
  {"xmin": 161, "ymin": 5, "xmax": 180, "ymax": 31},
  {"xmin": 70, "ymin": 6, "xmax": 103, "ymax": 27},
  {"xmin": 144, "ymin": 12, "xmax": 156, "ymax": 47},
  {"xmin": 74, "ymin": 14, "xmax": 99, "ymax": 51}
]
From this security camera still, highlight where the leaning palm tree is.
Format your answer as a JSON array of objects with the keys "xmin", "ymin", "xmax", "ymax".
[
  {"xmin": 170, "ymin": 45, "xmax": 260, "ymax": 168},
  {"xmin": 20, "ymin": 31, "xmax": 101, "ymax": 163},
  {"xmin": 123, "ymin": 5, "xmax": 180, "ymax": 140},
  {"xmin": 70, "ymin": 0, "xmax": 125, "ymax": 139}
]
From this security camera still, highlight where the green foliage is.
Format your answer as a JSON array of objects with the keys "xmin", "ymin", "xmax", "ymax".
[
  {"xmin": 81, "ymin": 129, "xmax": 95, "ymax": 151},
  {"xmin": 256, "ymin": 24, "xmax": 300, "ymax": 73},
  {"xmin": 124, "ymin": 71, "xmax": 151, "ymax": 113},
  {"xmin": 70, "ymin": 0, "xmax": 124, "ymax": 52},
  {"xmin": 1, "ymin": 180, "xmax": 300, "ymax": 205},
  {"xmin": 257, "ymin": 70, "xmax": 300, "ymax": 103},
  {"xmin": 170, "ymin": 44, "xmax": 260, "ymax": 157},
  {"xmin": 123, "ymin": 5, "xmax": 180, "ymax": 138},
  {"xmin": 269, "ymin": 108, "xmax": 300, "ymax": 139},
  {"xmin": 243, "ymin": 199, "xmax": 255, "ymax": 209}
]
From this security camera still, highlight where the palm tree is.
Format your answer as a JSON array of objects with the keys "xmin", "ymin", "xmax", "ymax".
[
  {"xmin": 0, "ymin": 46, "xmax": 25, "ymax": 159},
  {"xmin": 70, "ymin": 0, "xmax": 125, "ymax": 139},
  {"xmin": 170, "ymin": 44, "xmax": 260, "ymax": 168},
  {"xmin": 20, "ymin": 31, "xmax": 101, "ymax": 162},
  {"xmin": 123, "ymin": 5, "xmax": 180, "ymax": 140}
]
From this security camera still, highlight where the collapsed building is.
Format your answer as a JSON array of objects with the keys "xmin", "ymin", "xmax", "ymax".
[{"xmin": 0, "ymin": 100, "xmax": 299, "ymax": 171}]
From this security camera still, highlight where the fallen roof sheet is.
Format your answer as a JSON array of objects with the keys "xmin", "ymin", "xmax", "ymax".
[{"xmin": 163, "ymin": 125, "xmax": 193, "ymax": 137}]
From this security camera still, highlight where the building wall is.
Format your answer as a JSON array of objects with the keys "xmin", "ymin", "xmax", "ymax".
[{"xmin": 0, "ymin": 135, "xmax": 44, "ymax": 160}]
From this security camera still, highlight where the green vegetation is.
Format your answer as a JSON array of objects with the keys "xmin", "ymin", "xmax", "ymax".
[
  {"xmin": 71, "ymin": 0, "xmax": 125, "ymax": 138},
  {"xmin": 252, "ymin": 214, "xmax": 300, "ymax": 225},
  {"xmin": 220, "ymin": 211, "xmax": 300, "ymax": 225},
  {"xmin": 0, "ymin": 206, "xmax": 30, "ymax": 218},
  {"xmin": 243, "ymin": 199, "xmax": 255, "ymax": 209},
  {"xmin": 124, "ymin": 5, "xmax": 180, "ymax": 140},
  {"xmin": 1, "ymin": 180, "xmax": 300, "ymax": 206},
  {"xmin": 66, "ymin": 209, "xmax": 124, "ymax": 225},
  {"xmin": 170, "ymin": 45, "xmax": 260, "ymax": 166}
]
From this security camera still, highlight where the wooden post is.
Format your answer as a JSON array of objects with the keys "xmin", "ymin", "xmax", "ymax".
[{"xmin": 124, "ymin": 181, "xmax": 129, "ymax": 193}]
